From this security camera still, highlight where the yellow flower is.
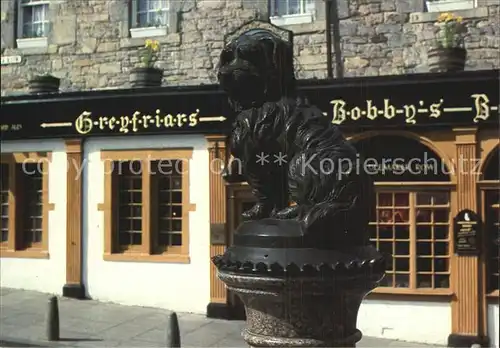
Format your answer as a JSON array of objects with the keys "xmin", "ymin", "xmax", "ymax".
[
  {"xmin": 437, "ymin": 12, "xmax": 449, "ymax": 22},
  {"xmin": 145, "ymin": 39, "xmax": 153, "ymax": 48},
  {"xmin": 150, "ymin": 40, "xmax": 159, "ymax": 52},
  {"xmin": 437, "ymin": 12, "xmax": 461, "ymax": 23}
]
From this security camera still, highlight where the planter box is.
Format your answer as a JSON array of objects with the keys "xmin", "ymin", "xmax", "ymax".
[
  {"xmin": 130, "ymin": 26, "xmax": 167, "ymax": 39},
  {"xmin": 428, "ymin": 47, "xmax": 467, "ymax": 73},
  {"xmin": 426, "ymin": 0, "xmax": 476, "ymax": 12},
  {"xmin": 28, "ymin": 75, "xmax": 60, "ymax": 94},
  {"xmin": 130, "ymin": 67, "xmax": 163, "ymax": 88}
]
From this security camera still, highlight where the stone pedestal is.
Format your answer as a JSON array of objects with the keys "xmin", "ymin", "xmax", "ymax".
[{"xmin": 213, "ymin": 219, "xmax": 386, "ymax": 348}]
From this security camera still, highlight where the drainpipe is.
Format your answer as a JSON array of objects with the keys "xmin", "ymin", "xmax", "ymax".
[
  {"xmin": 331, "ymin": 0, "xmax": 344, "ymax": 78},
  {"xmin": 325, "ymin": 0, "xmax": 344, "ymax": 79},
  {"xmin": 325, "ymin": 0, "xmax": 333, "ymax": 78}
]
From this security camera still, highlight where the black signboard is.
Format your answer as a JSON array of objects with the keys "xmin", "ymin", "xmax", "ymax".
[
  {"xmin": 454, "ymin": 209, "xmax": 481, "ymax": 255},
  {"xmin": 304, "ymin": 69, "xmax": 499, "ymax": 130},
  {"xmin": 353, "ymin": 135, "xmax": 450, "ymax": 182},
  {"xmin": 0, "ymin": 85, "xmax": 232, "ymax": 140},
  {"xmin": 1, "ymin": 70, "xmax": 498, "ymax": 140}
]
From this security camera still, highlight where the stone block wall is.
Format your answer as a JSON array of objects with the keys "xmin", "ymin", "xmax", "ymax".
[
  {"xmin": 0, "ymin": 0, "xmax": 498, "ymax": 94},
  {"xmin": 338, "ymin": 1, "xmax": 499, "ymax": 76}
]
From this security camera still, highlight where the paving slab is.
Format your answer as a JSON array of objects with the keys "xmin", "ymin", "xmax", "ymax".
[{"xmin": 0, "ymin": 287, "xmax": 443, "ymax": 347}]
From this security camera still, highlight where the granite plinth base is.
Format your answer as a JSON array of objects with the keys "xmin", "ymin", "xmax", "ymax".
[{"xmin": 218, "ymin": 270, "xmax": 378, "ymax": 347}]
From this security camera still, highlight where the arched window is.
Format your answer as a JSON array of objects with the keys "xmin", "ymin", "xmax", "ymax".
[
  {"xmin": 480, "ymin": 146, "xmax": 499, "ymax": 294},
  {"xmin": 353, "ymin": 135, "xmax": 452, "ymax": 293}
]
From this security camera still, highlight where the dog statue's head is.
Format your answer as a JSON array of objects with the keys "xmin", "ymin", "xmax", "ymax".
[{"xmin": 217, "ymin": 29, "xmax": 295, "ymax": 111}]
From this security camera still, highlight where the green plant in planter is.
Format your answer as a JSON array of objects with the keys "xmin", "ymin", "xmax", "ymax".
[
  {"xmin": 28, "ymin": 73, "xmax": 60, "ymax": 93},
  {"xmin": 131, "ymin": 39, "xmax": 163, "ymax": 87},
  {"xmin": 433, "ymin": 12, "xmax": 466, "ymax": 48},
  {"xmin": 428, "ymin": 12, "xmax": 468, "ymax": 72},
  {"xmin": 140, "ymin": 39, "xmax": 160, "ymax": 68}
]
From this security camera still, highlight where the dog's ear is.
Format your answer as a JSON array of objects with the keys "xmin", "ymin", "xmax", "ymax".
[
  {"xmin": 217, "ymin": 44, "xmax": 232, "ymax": 72},
  {"xmin": 262, "ymin": 37, "xmax": 296, "ymax": 100}
]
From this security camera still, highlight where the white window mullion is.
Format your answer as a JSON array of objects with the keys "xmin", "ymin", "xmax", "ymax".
[
  {"xmin": 36, "ymin": 5, "xmax": 42, "ymax": 37},
  {"xmin": 41, "ymin": 4, "xmax": 46, "ymax": 26}
]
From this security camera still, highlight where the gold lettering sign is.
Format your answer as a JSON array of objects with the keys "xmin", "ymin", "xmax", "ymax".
[
  {"xmin": 328, "ymin": 93, "xmax": 498, "ymax": 125},
  {"xmin": 75, "ymin": 109, "xmax": 201, "ymax": 135},
  {"xmin": 37, "ymin": 109, "xmax": 227, "ymax": 134}
]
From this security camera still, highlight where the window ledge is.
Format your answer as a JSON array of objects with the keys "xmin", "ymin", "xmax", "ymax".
[
  {"xmin": 270, "ymin": 13, "xmax": 313, "ymax": 27},
  {"xmin": 103, "ymin": 253, "xmax": 190, "ymax": 264},
  {"xmin": 369, "ymin": 287, "xmax": 454, "ymax": 298},
  {"xmin": 0, "ymin": 250, "xmax": 49, "ymax": 259},
  {"xmin": 16, "ymin": 37, "xmax": 48, "ymax": 50},
  {"xmin": 478, "ymin": 180, "xmax": 500, "ymax": 187},
  {"xmin": 410, "ymin": 6, "xmax": 488, "ymax": 23},
  {"xmin": 425, "ymin": 0, "xmax": 476, "ymax": 12},
  {"xmin": 130, "ymin": 26, "xmax": 168, "ymax": 39},
  {"xmin": 120, "ymin": 32, "xmax": 180, "ymax": 49},
  {"xmin": 486, "ymin": 290, "xmax": 499, "ymax": 298}
]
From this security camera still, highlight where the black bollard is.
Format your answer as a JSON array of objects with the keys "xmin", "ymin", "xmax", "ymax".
[
  {"xmin": 165, "ymin": 312, "xmax": 181, "ymax": 348},
  {"xmin": 46, "ymin": 296, "xmax": 60, "ymax": 341}
]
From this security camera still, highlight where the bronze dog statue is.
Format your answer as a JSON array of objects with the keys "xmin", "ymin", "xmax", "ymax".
[{"xmin": 218, "ymin": 29, "xmax": 374, "ymax": 247}]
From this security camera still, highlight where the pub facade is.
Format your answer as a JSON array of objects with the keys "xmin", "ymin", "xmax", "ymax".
[
  {"xmin": 1, "ymin": 0, "xmax": 499, "ymax": 345},
  {"xmin": 1, "ymin": 68, "xmax": 498, "ymax": 347}
]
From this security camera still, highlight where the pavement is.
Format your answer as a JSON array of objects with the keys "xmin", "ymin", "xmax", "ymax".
[{"xmin": 0, "ymin": 288, "xmax": 440, "ymax": 347}]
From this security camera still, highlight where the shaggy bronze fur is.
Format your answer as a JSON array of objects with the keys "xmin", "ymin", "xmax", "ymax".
[{"xmin": 218, "ymin": 29, "xmax": 373, "ymax": 247}]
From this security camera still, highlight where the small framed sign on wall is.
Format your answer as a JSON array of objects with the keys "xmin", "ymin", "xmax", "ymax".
[
  {"xmin": 1, "ymin": 55, "xmax": 22, "ymax": 65},
  {"xmin": 454, "ymin": 209, "xmax": 481, "ymax": 255}
]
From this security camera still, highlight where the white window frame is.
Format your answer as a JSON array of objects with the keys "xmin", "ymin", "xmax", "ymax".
[
  {"xmin": 425, "ymin": 0, "xmax": 477, "ymax": 12},
  {"xmin": 130, "ymin": 0, "xmax": 169, "ymax": 39},
  {"xmin": 269, "ymin": 0, "xmax": 315, "ymax": 26},
  {"xmin": 16, "ymin": 0, "xmax": 50, "ymax": 49}
]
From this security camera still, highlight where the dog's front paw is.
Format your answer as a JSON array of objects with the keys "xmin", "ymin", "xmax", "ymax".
[
  {"xmin": 274, "ymin": 205, "xmax": 301, "ymax": 219},
  {"xmin": 242, "ymin": 203, "xmax": 273, "ymax": 221}
]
